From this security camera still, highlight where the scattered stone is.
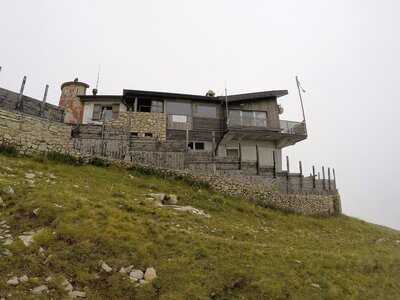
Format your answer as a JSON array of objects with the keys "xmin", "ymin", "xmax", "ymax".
[
  {"xmin": 0, "ymin": 196, "xmax": 4, "ymax": 207},
  {"xmin": 144, "ymin": 267, "xmax": 157, "ymax": 281},
  {"xmin": 7, "ymin": 276, "xmax": 19, "ymax": 286},
  {"xmin": 2, "ymin": 186, "xmax": 15, "ymax": 196},
  {"xmin": 61, "ymin": 279, "xmax": 73, "ymax": 292},
  {"xmin": 139, "ymin": 279, "xmax": 146, "ymax": 285},
  {"xmin": 31, "ymin": 285, "xmax": 48, "ymax": 295},
  {"xmin": 129, "ymin": 269, "xmax": 144, "ymax": 281},
  {"xmin": 33, "ymin": 208, "xmax": 40, "ymax": 216},
  {"xmin": 119, "ymin": 265, "xmax": 134, "ymax": 274},
  {"xmin": 4, "ymin": 238, "xmax": 13, "ymax": 245},
  {"xmin": 19, "ymin": 275, "xmax": 28, "ymax": 282},
  {"xmin": 54, "ymin": 203, "xmax": 63, "ymax": 208},
  {"xmin": 45, "ymin": 276, "xmax": 53, "ymax": 282},
  {"xmin": 376, "ymin": 238, "xmax": 386, "ymax": 244},
  {"xmin": 69, "ymin": 291, "xmax": 86, "ymax": 298},
  {"xmin": 19, "ymin": 234, "xmax": 34, "ymax": 247},
  {"xmin": 2, "ymin": 249, "xmax": 12, "ymax": 256},
  {"xmin": 25, "ymin": 172, "xmax": 36, "ymax": 179},
  {"xmin": 311, "ymin": 283, "xmax": 321, "ymax": 289},
  {"xmin": 73, "ymin": 185, "xmax": 79, "ymax": 188},
  {"xmin": 164, "ymin": 194, "xmax": 178, "ymax": 205},
  {"xmin": 395, "ymin": 240, "xmax": 400, "ymax": 244},
  {"xmin": 100, "ymin": 261, "xmax": 113, "ymax": 272},
  {"xmin": 49, "ymin": 174, "xmax": 57, "ymax": 180},
  {"xmin": 39, "ymin": 247, "xmax": 46, "ymax": 256},
  {"xmin": 148, "ymin": 193, "xmax": 166, "ymax": 202},
  {"xmin": 169, "ymin": 205, "xmax": 210, "ymax": 217},
  {"xmin": 294, "ymin": 260, "xmax": 302, "ymax": 264}
]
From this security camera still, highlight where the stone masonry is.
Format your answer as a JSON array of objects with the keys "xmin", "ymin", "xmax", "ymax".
[{"xmin": 105, "ymin": 112, "xmax": 167, "ymax": 141}]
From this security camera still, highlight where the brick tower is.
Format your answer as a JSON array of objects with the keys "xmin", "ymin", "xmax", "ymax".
[{"xmin": 59, "ymin": 78, "xmax": 89, "ymax": 124}]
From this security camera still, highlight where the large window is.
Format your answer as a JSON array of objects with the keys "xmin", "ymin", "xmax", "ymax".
[
  {"xmin": 193, "ymin": 104, "xmax": 217, "ymax": 118},
  {"xmin": 229, "ymin": 110, "xmax": 267, "ymax": 127},
  {"xmin": 137, "ymin": 99, "xmax": 164, "ymax": 113},
  {"xmin": 93, "ymin": 104, "xmax": 120, "ymax": 121}
]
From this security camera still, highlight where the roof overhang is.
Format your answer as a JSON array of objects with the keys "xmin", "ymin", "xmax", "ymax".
[{"xmin": 78, "ymin": 95, "xmax": 123, "ymax": 102}]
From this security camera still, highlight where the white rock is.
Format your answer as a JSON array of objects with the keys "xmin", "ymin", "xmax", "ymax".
[
  {"xmin": 164, "ymin": 194, "xmax": 178, "ymax": 205},
  {"xmin": 2, "ymin": 186, "xmax": 14, "ymax": 195},
  {"xmin": 148, "ymin": 193, "xmax": 166, "ymax": 202},
  {"xmin": 62, "ymin": 279, "xmax": 73, "ymax": 292},
  {"xmin": 3, "ymin": 238, "xmax": 13, "ymax": 245},
  {"xmin": 0, "ymin": 196, "xmax": 4, "ymax": 207},
  {"xmin": 100, "ymin": 261, "xmax": 113, "ymax": 272},
  {"xmin": 3, "ymin": 249, "xmax": 12, "ymax": 256},
  {"xmin": 33, "ymin": 208, "xmax": 40, "ymax": 216},
  {"xmin": 6, "ymin": 276, "xmax": 19, "ymax": 285},
  {"xmin": 311, "ymin": 283, "xmax": 321, "ymax": 289},
  {"xmin": 119, "ymin": 265, "xmax": 134, "ymax": 274},
  {"xmin": 19, "ymin": 275, "xmax": 28, "ymax": 282},
  {"xmin": 129, "ymin": 269, "xmax": 144, "ymax": 281},
  {"xmin": 45, "ymin": 276, "xmax": 53, "ymax": 282},
  {"xmin": 69, "ymin": 291, "xmax": 86, "ymax": 298},
  {"xmin": 19, "ymin": 234, "xmax": 34, "ymax": 247},
  {"xmin": 32, "ymin": 285, "xmax": 48, "ymax": 295},
  {"xmin": 25, "ymin": 173, "xmax": 36, "ymax": 179},
  {"xmin": 144, "ymin": 267, "xmax": 157, "ymax": 281}
]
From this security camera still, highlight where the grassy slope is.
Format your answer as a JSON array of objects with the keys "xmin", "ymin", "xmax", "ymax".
[{"xmin": 0, "ymin": 154, "xmax": 399, "ymax": 300}]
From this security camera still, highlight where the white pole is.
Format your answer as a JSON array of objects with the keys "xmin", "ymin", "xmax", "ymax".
[{"xmin": 296, "ymin": 76, "xmax": 306, "ymax": 123}]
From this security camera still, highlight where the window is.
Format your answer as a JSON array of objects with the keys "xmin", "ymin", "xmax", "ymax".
[
  {"xmin": 226, "ymin": 148, "xmax": 239, "ymax": 159},
  {"xmin": 228, "ymin": 110, "xmax": 267, "ymax": 127},
  {"xmin": 130, "ymin": 132, "xmax": 138, "ymax": 138},
  {"xmin": 172, "ymin": 115, "xmax": 187, "ymax": 123},
  {"xmin": 194, "ymin": 104, "xmax": 217, "ymax": 118},
  {"xmin": 92, "ymin": 104, "xmax": 120, "ymax": 121},
  {"xmin": 144, "ymin": 132, "xmax": 153, "ymax": 137},
  {"xmin": 187, "ymin": 142, "xmax": 206, "ymax": 151},
  {"xmin": 137, "ymin": 98, "xmax": 164, "ymax": 113}
]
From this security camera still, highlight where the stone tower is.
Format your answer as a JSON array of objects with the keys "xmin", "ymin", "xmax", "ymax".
[{"xmin": 59, "ymin": 78, "xmax": 89, "ymax": 124}]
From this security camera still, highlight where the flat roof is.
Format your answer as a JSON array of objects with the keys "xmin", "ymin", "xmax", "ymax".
[{"xmin": 78, "ymin": 89, "xmax": 289, "ymax": 103}]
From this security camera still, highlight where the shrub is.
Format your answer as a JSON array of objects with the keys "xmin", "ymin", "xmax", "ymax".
[
  {"xmin": 45, "ymin": 151, "xmax": 83, "ymax": 165},
  {"xmin": 89, "ymin": 156, "xmax": 110, "ymax": 167},
  {"xmin": 0, "ymin": 143, "xmax": 18, "ymax": 156}
]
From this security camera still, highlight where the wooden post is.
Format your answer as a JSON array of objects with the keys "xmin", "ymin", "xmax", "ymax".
[
  {"xmin": 41, "ymin": 84, "xmax": 49, "ymax": 118},
  {"xmin": 212, "ymin": 131, "xmax": 216, "ymax": 174},
  {"xmin": 134, "ymin": 97, "xmax": 138, "ymax": 112},
  {"xmin": 286, "ymin": 156, "xmax": 290, "ymax": 193},
  {"xmin": 16, "ymin": 76, "xmax": 27, "ymax": 112},
  {"xmin": 299, "ymin": 161, "xmax": 303, "ymax": 192},
  {"xmin": 318, "ymin": 172, "xmax": 321, "ymax": 180},
  {"xmin": 185, "ymin": 123, "xmax": 189, "ymax": 152},
  {"xmin": 312, "ymin": 165, "xmax": 316, "ymax": 189},
  {"xmin": 322, "ymin": 166, "xmax": 326, "ymax": 190},
  {"xmin": 238, "ymin": 143, "xmax": 242, "ymax": 170},
  {"xmin": 256, "ymin": 144, "xmax": 260, "ymax": 175},
  {"xmin": 328, "ymin": 167, "xmax": 331, "ymax": 191},
  {"xmin": 333, "ymin": 168, "xmax": 336, "ymax": 190},
  {"xmin": 272, "ymin": 151, "xmax": 277, "ymax": 179}
]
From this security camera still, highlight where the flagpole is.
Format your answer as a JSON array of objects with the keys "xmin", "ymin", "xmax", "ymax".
[{"xmin": 296, "ymin": 76, "xmax": 306, "ymax": 123}]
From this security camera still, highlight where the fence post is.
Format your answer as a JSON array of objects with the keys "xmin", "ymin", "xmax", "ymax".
[
  {"xmin": 286, "ymin": 156, "xmax": 290, "ymax": 193},
  {"xmin": 185, "ymin": 123, "xmax": 189, "ymax": 152},
  {"xmin": 322, "ymin": 166, "xmax": 326, "ymax": 190},
  {"xmin": 16, "ymin": 76, "xmax": 27, "ymax": 112},
  {"xmin": 299, "ymin": 161, "xmax": 303, "ymax": 192},
  {"xmin": 328, "ymin": 167, "xmax": 331, "ymax": 191},
  {"xmin": 41, "ymin": 84, "xmax": 49, "ymax": 118},
  {"xmin": 212, "ymin": 131, "xmax": 216, "ymax": 174},
  {"xmin": 238, "ymin": 143, "xmax": 242, "ymax": 170},
  {"xmin": 272, "ymin": 151, "xmax": 277, "ymax": 178},
  {"xmin": 256, "ymin": 144, "xmax": 260, "ymax": 175},
  {"xmin": 312, "ymin": 165, "xmax": 316, "ymax": 189},
  {"xmin": 333, "ymin": 168, "xmax": 336, "ymax": 190}
]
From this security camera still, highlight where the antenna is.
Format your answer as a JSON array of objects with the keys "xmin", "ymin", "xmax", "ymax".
[
  {"xmin": 296, "ymin": 75, "xmax": 307, "ymax": 123},
  {"xmin": 224, "ymin": 81, "xmax": 229, "ymax": 126},
  {"xmin": 92, "ymin": 65, "xmax": 101, "ymax": 96}
]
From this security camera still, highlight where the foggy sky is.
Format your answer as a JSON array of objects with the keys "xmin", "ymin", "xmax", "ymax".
[{"xmin": 1, "ymin": 0, "xmax": 399, "ymax": 229}]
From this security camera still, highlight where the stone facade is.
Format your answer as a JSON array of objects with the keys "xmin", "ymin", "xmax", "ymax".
[
  {"xmin": 105, "ymin": 112, "xmax": 167, "ymax": 141},
  {"xmin": 0, "ymin": 109, "xmax": 73, "ymax": 154}
]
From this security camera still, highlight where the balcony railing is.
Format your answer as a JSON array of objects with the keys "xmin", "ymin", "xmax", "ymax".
[{"xmin": 280, "ymin": 120, "xmax": 307, "ymax": 135}]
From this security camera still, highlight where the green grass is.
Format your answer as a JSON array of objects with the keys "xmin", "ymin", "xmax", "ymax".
[{"xmin": 0, "ymin": 154, "xmax": 399, "ymax": 299}]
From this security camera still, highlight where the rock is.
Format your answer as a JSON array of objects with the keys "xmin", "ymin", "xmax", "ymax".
[
  {"xmin": 19, "ymin": 234, "xmax": 34, "ymax": 247},
  {"xmin": 311, "ymin": 283, "xmax": 321, "ymax": 289},
  {"xmin": 170, "ymin": 205, "xmax": 210, "ymax": 218},
  {"xmin": 129, "ymin": 269, "xmax": 144, "ymax": 281},
  {"xmin": 144, "ymin": 267, "xmax": 157, "ymax": 281},
  {"xmin": 395, "ymin": 240, "xmax": 400, "ymax": 244},
  {"xmin": 3, "ymin": 238, "xmax": 13, "ymax": 245},
  {"xmin": 2, "ymin": 186, "xmax": 15, "ymax": 196},
  {"xmin": 164, "ymin": 194, "xmax": 178, "ymax": 205},
  {"xmin": 32, "ymin": 285, "xmax": 48, "ymax": 295},
  {"xmin": 6, "ymin": 276, "xmax": 19, "ymax": 285},
  {"xmin": 139, "ymin": 279, "xmax": 146, "ymax": 285},
  {"xmin": 100, "ymin": 261, "xmax": 113, "ymax": 272},
  {"xmin": 69, "ymin": 291, "xmax": 86, "ymax": 298},
  {"xmin": 119, "ymin": 265, "xmax": 134, "ymax": 274},
  {"xmin": 3, "ymin": 249, "xmax": 12, "ymax": 256},
  {"xmin": 33, "ymin": 208, "xmax": 40, "ymax": 216},
  {"xmin": 62, "ymin": 279, "xmax": 73, "ymax": 292},
  {"xmin": 49, "ymin": 173, "xmax": 57, "ymax": 180},
  {"xmin": 148, "ymin": 193, "xmax": 166, "ymax": 202},
  {"xmin": 39, "ymin": 247, "xmax": 46, "ymax": 256},
  {"xmin": 45, "ymin": 276, "xmax": 53, "ymax": 282},
  {"xmin": 25, "ymin": 172, "xmax": 36, "ymax": 179},
  {"xmin": 19, "ymin": 275, "xmax": 28, "ymax": 282},
  {"xmin": 0, "ymin": 196, "xmax": 4, "ymax": 207}
]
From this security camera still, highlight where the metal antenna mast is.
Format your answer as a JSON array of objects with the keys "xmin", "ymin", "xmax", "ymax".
[
  {"xmin": 296, "ymin": 75, "xmax": 306, "ymax": 123},
  {"xmin": 225, "ymin": 81, "xmax": 229, "ymax": 126}
]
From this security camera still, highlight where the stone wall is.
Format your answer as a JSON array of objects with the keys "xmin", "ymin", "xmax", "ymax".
[
  {"xmin": 0, "ymin": 109, "xmax": 73, "ymax": 154},
  {"xmin": 105, "ymin": 112, "xmax": 166, "ymax": 141}
]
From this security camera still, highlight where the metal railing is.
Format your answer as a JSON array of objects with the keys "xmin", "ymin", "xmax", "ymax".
[{"xmin": 280, "ymin": 120, "xmax": 307, "ymax": 135}]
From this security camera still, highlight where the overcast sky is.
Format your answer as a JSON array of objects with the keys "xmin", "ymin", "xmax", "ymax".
[{"xmin": 1, "ymin": 0, "xmax": 399, "ymax": 229}]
